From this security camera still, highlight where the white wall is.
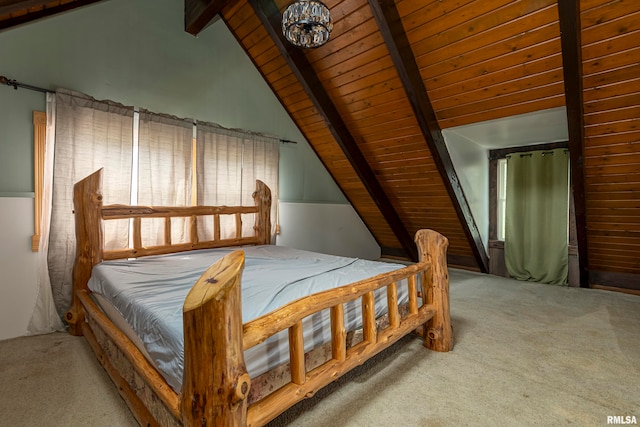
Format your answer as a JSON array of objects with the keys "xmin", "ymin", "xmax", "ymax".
[
  {"xmin": 442, "ymin": 131, "xmax": 489, "ymax": 252},
  {"xmin": 0, "ymin": 199, "xmax": 38, "ymax": 341},
  {"xmin": 277, "ymin": 202, "xmax": 380, "ymax": 260}
]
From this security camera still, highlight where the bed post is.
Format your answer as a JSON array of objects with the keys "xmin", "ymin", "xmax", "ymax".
[
  {"xmin": 415, "ymin": 229, "xmax": 454, "ymax": 352},
  {"xmin": 66, "ymin": 169, "xmax": 105, "ymax": 336},
  {"xmin": 181, "ymin": 250, "xmax": 251, "ymax": 426},
  {"xmin": 253, "ymin": 180, "xmax": 271, "ymax": 245}
]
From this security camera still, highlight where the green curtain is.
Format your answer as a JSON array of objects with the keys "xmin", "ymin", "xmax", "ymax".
[{"xmin": 504, "ymin": 149, "xmax": 569, "ymax": 285}]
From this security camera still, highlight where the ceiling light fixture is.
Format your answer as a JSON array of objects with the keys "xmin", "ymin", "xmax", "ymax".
[{"xmin": 282, "ymin": 0, "xmax": 333, "ymax": 49}]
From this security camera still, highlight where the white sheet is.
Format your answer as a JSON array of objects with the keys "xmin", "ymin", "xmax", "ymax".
[{"xmin": 88, "ymin": 245, "xmax": 406, "ymax": 392}]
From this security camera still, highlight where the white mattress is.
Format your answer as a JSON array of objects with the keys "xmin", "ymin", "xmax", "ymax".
[{"xmin": 88, "ymin": 245, "xmax": 406, "ymax": 392}]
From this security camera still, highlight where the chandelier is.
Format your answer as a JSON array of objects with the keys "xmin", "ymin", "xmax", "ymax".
[{"xmin": 282, "ymin": 0, "xmax": 333, "ymax": 49}]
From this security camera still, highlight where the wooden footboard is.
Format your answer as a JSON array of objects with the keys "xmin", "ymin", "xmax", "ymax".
[
  {"xmin": 180, "ymin": 229, "xmax": 452, "ymax": 426},
  {"xmin": 67, "ymin": 169, "xmax": 452, "ymax": 427}
]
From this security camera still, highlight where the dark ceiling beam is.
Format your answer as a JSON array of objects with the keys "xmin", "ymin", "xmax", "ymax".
[
  {"xmin": 557, "ymin": 0, "xmax": 589, "ymax": 287},
  {"xmin": 0, "ymin": 0, "xmax": 104, "ymax": 31},
  {"xmin": 367, "ymin": 0, "xmax": 489, "ymax": 273},
  {"xmin": 248, "ymin": 0, "xmax": 418, "ymax": 261},
  {"xmin": 0, "ymin": 0, "xmax": 50, "ymax": 15},
  {"xmin": 184, "ymin": 0, "xmax": 231, "ymax": 35}
]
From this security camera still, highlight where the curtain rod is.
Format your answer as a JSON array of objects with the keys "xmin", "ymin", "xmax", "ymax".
[
  {"xmin": 0, "ymin": 75, "xmax": 50, "ymax": 93},
  {"xmin": 1, "ymin": 75, "xmax": 298, "ymax": 144}
]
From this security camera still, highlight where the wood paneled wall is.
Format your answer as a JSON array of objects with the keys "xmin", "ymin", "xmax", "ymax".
[
  {"xmin": 223, "ymin": 0, "xmax": 476, "ymax": 264},
  {"xmin": 400, "ymin": 0, "xmax": 565, "ymax": 129},
  {"xmin": 222, "ymin": 0, "xmax": 639, "ymax": 280},
  {"xmin": 581, "ymin": 0, "xmax": 640, "ymax": 277},
  {"xmin": 223, "ymin": 0, "xmax": 403, "ymax": 252}
]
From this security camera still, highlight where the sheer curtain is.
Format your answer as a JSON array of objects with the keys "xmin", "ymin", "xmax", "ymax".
[
  {"xmin": 196, "ymin": 124, "xmax": 244, "ymax": 240},
  {"xmin": 196, "ymin": 124, "xmax": 279, "ymax": 240},
  {"xmin": 137, "ymin": 111, "xmax": 194, "ymax": 245},
  {"xmin": 242, "ymin": 136, "xmax": 279, "ymax": 240},
  {"xmin": 48, "ymin": 90, "xmax": 133, "ymax": 316},
  {"xmin": 504, "ymin": 149, "xmax": 569, "ymax": 285},
  {"xmin": 44, "ymin": 91, "xmax": 278, "ymax": 317},
  {"xmin": 26, "ymin": 93, "xmax": 65, "ymax": 334}
]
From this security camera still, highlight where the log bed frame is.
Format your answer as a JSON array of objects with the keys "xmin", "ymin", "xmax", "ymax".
[{"xmin": 65, "ymin": 168, "xmax": 453, "ymax": 427}]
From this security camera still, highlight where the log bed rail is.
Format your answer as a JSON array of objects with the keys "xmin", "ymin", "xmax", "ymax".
[{"xmin": 66, "ymin": 169, "xmax": 453, "ymax": 427}]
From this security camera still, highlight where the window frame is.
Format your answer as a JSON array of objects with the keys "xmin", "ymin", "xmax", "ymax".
[
  {"xmin": 488, "ymin": 141, "xmax": 569, "ymax": 243},
  {"xmin": 32, "ymin": 110, "xmax": 46, "ymax": 251}
]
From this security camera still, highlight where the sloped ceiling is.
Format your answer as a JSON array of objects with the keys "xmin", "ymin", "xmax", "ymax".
[
  {"xmin": 0, "ymin": 0, "xmax": 104, "ymax": 30},
  {"xmin": 2, "ymin": 0, "xmax": 639, "ymax": 286}
]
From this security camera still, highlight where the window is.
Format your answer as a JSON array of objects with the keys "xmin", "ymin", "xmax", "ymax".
[
  {"xmin": 488, "ymin": 142, "xmax": 574, "ymax": 281},
  {"xmin": 47, "ymin": 90, "xmax": 281, "ymax": 314},
  {"xmin": 496, "ymin": 158, "xmax": 507, "ymax": 241}
]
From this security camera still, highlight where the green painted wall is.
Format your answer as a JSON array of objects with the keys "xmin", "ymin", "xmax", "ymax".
[
  {"xmin": 0, "ymin": 0, "xmax": 346, "ymax": 203},
  {"xmin": 0, "ymin": 89, "xmax": 42, "ymax": 195}
]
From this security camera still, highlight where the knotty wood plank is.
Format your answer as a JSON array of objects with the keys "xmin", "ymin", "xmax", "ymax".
[
  {"xmin": 413, "ymin": 2, "xmax": 558, "ymax": 62},
  {"xmin": 584, "ymin": 106, "xmax": 640, "ymax": 126},
  {"xmin": 407, "ymin": 0, "xmax": 526, "ymax": 51},
  {"xmin": 585, "ymin": 119, "xmax": 640, "ymax": 137},
  {"xmin": 435, "ymin": 81, "xmax": 564, "ymax": 118},
  {"xmin": 584, "ymin": 142, "xmax": 640, "ymax": 158},
  {"xmin": 435, "ymin": 68, "xmax": 564, "ymax": 111},
  {"xmin": 440, "ymin": 96, "xmax": 566, "ymax": 129},
  {"xmin": 584, "ymin": 79, "xmax": 640, "ymax": 103},
  {"xmin": 583, "ymin": 46, "xmax": 640, "ymax": 76},
  {"xmin": 581, "ymin": 10, "xmax": 640, "ymax": 45},
  {"xmin": 430, "ymin": 54, "xmax": 563, "ymax": 101},
  {"xmin": 580, "ymin": 0, "xmax": 639, "ymax": 30},
  {"xmin": 582, "ymin": 30, "xmax": 640, "ymax": 61}
]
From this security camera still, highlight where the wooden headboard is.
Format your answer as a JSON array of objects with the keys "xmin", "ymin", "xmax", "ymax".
[{"xmin": 67, "ymin": 168, "xmax": 271, "ymax": 331}]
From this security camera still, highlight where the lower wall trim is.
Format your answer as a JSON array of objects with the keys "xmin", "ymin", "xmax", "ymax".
[
  {"xmin": 589, "ymin": 270, "xmax": 640, "ymax": 291},
  {"xmin": 447, "ymin": 254, "xmax": 479, "ymax": 271},
  {"xmin": 380, "ymin": 246, "xmax": 408, "ymax": 259},
  {"xmin": 381, "ymin": 247, "xmax": 479, "ymax": 271}
]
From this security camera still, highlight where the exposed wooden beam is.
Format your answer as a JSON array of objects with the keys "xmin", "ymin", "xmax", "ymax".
[
  {"xmin": 368, "ymin": 0, "xmax": 489, "ymax": 273},
  {"xmin": 0, "ymin": 0, "xmax": 105, "ymax": 31},
  {"xmin": 557, "ymin": 0, "xmax": 589, "ymax": 287},
  {"xmin": 184, "ymin": 0, "xmax": 231, "ymax": 35},
  {"xmin": 0, "ymin": 0, "xmax": 49, "ymax": 15},
  {"xmin": 247, "ymin": 0, "xmax": 418, "ymax": 261}
]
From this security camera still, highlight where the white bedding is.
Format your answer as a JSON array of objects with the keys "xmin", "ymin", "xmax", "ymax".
[{"xmin": 88, "ymin": 245, "xmax": 406, "ymax": 392}]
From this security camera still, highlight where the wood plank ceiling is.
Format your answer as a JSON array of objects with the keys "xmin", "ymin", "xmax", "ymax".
[
  {"xmin": 215, "ymin": 0, "xmax": 640, "ymax": 284},
  {"xmin": 2, "ymin": 0, "xmax": 639, "ymax": 286}
]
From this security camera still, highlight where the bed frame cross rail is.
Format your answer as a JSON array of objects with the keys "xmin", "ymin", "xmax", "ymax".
[{"xmin": 102, "ymin": 204, "xmax": 264, "ymax": 260}]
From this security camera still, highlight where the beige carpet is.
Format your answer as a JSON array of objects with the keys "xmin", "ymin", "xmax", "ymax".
[{"xmin": 1, "ymin": 269, "xmax": 639, "ymax": 426}]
